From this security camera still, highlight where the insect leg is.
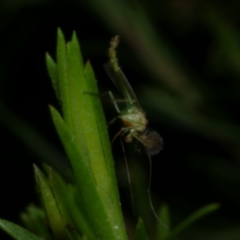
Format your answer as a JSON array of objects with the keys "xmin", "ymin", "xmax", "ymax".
[
  {"xmin": 120, "ymin": 140, "xmax": 135, "ymax": 216},
  {"xmin": 107, "ymin": 91, "xmax": 121, "ymax": 113},
  {"xmin": 147, "ymin": 154, "xmax": 168, "ymax": 227},
  {"xmin": 111, "ymin": 127, "xmax": 132, "ymax": 145}
]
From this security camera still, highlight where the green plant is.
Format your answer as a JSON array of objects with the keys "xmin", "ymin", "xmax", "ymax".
[{"xmin": 0, "ymin": 29, "xmax": 219, "ymax": 240}]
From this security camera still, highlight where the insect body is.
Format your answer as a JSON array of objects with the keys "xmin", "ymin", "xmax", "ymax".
[
  {"xmin": 104, "ymin": 35, "xmax": 163, "ymax": 156},
  {"xmin": 105, "ymin": 36, "xmax": 166, "ymax": 226}
]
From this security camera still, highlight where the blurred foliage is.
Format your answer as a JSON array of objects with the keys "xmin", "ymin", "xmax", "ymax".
[{"xmin": 1, "ymin": 0, "xmax": 240, "ymax": 239}]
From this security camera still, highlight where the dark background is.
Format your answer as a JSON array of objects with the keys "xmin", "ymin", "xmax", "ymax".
[{"xmin": 1, "ymin": 0, "xmax": 240, "ymax": 239}]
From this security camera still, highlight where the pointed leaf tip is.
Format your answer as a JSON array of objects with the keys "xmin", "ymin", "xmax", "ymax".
[
  {"xmin": 135, "ymin": 218, "xmax": 149, "ymax": 240},
  {"xmin": 0, "ymin": 218, "xmax": 41, "ymax": 240}
]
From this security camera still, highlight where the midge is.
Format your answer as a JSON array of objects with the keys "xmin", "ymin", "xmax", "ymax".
[
  {"xmin": 104, "ymin": 36, "xmax": 166, "ymax": 225},
  {"xmin": 104, "ymin": 35, "xmax": 163, "ymax": 156}
]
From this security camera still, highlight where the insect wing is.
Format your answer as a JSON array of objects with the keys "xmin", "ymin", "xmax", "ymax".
[{"xmin": 104, "ymin": 63, "xmax": 141, "ymax": 109}]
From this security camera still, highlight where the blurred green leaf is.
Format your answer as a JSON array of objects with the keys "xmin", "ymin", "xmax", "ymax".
[
  {"xmin": 205, "ymin": 10, "xmax": 240, "ymax": 75},
  {"xmin": 56, "ymin": 28, "xmax": 70, "ymax": 124},
  {"xmin": 20, "ymin": 205, "xmax": 51, "ymax": 240},
  {"xmin": 0, "ymin": 102, "xmax": 71, "ymax": 180},
  {"xmin": 156, "ymin": 204, "xmax": 171, "ymax": 240},
  {"xmin": 49, "ymin": 168, "xmax": 95, "ymax": 240},
  {"xmin": 48, "ymin": 169, "xmax": 81, "ymax": 240},
  {"xmin": 34, "ymin": 165, "xmax": 70, "ymax": 240},
  {"xmin": 0, "ymin": 218, "xmax": 40, "ymax": 240},
  {"xmin": 168, "ymin": 203, "xmax": 220, "ymax": 239},
  {"xmin": 134, "ymin": 218, "xmax": 149, "ymax": 240},
  {"xmin": 84, "ymin": 0, "xmax": 201, "ymax": 105},
  {"xmin": 46, "ymin": 53, "xmax": 60, "ymax": 104}
]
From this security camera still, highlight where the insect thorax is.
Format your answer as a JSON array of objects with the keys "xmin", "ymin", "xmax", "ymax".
[{"xmin": 120, "ymin": 108, "xmax": 148, "ymax": 133}]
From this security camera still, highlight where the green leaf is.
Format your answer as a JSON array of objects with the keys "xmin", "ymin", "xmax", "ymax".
[
  {"xmin": 48, "ymin": 169, "xmax": 72, "ymax": 225},
  {"xmin": 84, "ymin": 61, "xmax": 117, "ymax": 183},
  {"xmin": 20, "ymin": 205, "xmax": 51, "ymax": 240},
  {"xmin": 168, "ymin": 203, "xmax": 220, "ymax": 239},
  {"xmin": 49, "ymin": 106, "xmax": 117, "ymax": 239},
  {"xmin": 64, "ymin": 31, "xmax": 92, "ymax": 156},
  {"xmin": 48, "ymin": 169, "xmax": 85, "ymax": 240},
  {"xmin": 65, "ymin": 186, "xmax": 95, "ymax": 240},
  {"xmin": 134, "ymin": 218, "xmax": 149, "ymax": 240},
  {"xmin": 83, "ymin": 61, "xmax": 123, "ymax": 221},
  {"xmin": 0, "ymin": 218, "xmax": 41, "ymax": 240},
  {"xmin": 46, "ymin": 53, "xmax": 60, "ymax": 104},
  {"xmin": 34, "ymin": 165, "xmax": 70, "ymax": 240},
  {"xmin": 56, "ymin": 28, "xmax": 70, "ymax": 125},
  {"xmin": 156, "ymin": 204, "xmax": 170, "ymax": 240},
  {"xmin": 48, "ymin": 29, "xmax": 128, "ymax": 240}
]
